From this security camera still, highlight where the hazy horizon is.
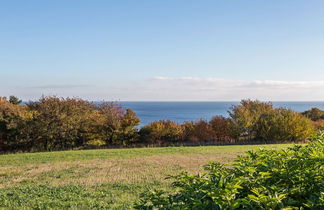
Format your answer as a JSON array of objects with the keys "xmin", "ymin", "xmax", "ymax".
[{"xmin": 19, "ymin": 99, "xmax": 324, "ymax": 103}]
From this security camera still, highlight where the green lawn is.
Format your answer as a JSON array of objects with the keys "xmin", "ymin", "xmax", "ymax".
[{"xmin": 0, "ymin": 144, "xmax": 293, "ymax": 209}]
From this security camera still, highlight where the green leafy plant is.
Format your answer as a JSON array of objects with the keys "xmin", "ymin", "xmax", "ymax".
[
  {"xmin": 135, "ymin": 141, "xmax": 324, "ymax": 209},
  {"xmin": 309, "ymin": 130, "xmax": 324, "ymax": 141}
]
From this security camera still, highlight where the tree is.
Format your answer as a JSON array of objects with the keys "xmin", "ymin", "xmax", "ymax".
[
  {"xmin": 0, "ymin": 97, "xmax": 29, "ymax": 151},
  {"xmin": 140, "ymin": 120, "xmax": 183, "ymax": 144},
  {"xmin": 9, "ymin": 96, "xmax": 22, "ymax": 105},
  {"xmin": 209, "ymin": 116, "xmax": 232, "ymax": 142},
  {"xmin": 26, "ymin": 96, "xmax": 96, "ymax": 151},
  {"xmin": 119, "ymin": 109, "xmax": 140, "ymax": 145},
  {"xmin": 229, "ymin": 100, "xmax": 314, "ymax": 142},
  {"xmin": 256, "ymin": 108, "xmax": 314, "ymax": 142},
  {"xmin": 188, "ymin": 120, "xmax": 214, "ymax": 142},
  {"xmin": 96, "ymin": 103, "xmax": 140, "ymax": 145},
  {"xmin": 228, "ymin": 100, "xmax": 273, "ymax": 140}
]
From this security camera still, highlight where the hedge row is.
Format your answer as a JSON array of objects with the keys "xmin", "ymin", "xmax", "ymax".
[{"xmin": 0, "ymin": 97, "xmax": 319, "ymax": 152}]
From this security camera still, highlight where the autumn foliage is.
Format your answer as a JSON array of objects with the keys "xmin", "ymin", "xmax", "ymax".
[{"xmin": 0, "ymin": 97, "xmax": 320, "ymax": 152}]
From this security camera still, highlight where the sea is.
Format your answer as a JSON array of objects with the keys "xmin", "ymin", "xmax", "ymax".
[{"xmin": 117, "ymin": 102, "xmax": 324, "ymax": 127}]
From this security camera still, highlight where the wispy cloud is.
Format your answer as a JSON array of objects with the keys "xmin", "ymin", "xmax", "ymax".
[
  {"xmin": 3, "ymin": 78, "xmax": 324, "ymax": 101},
  {"xmin": 139, "ymin": 77, "xmax": 324, "ymax": 101},
  {"xmin": 152, "ymin": 77, "xmax": 324, "ymax": 88},
  {"xmin": 26, "ymin": 84, "xmax": 93, "ymax": 89}
]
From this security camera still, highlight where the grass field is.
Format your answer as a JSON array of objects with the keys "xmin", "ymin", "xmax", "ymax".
[{"xmin": 0, "ymin": 144, "xmax": 293, "ymax": 209}]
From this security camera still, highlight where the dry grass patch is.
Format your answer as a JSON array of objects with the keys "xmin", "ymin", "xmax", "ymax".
[
  {"xmin": 1, "ymin": 152, "xmax": 239, "ymax": 188},
  {"xmin": 0, "ymin": 144, "xmax": 293, "ymax": 209}
]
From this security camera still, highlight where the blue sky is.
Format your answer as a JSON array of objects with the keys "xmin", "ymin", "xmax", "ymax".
[{"xmin": 1, "ymin": 0, "xmax": 324, "ymax": 101}]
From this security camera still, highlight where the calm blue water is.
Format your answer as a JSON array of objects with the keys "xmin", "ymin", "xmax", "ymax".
[{"xmin": 118, "ymin": 102, "xmax": 324, "ymax": 126}]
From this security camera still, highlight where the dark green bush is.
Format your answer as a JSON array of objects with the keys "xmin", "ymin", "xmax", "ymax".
[{"xmin": 135, "ymin": 141, "xmax": 324, "ymax": 209}]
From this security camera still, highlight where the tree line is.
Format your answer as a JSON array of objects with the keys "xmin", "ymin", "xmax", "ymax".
[{"xmin": 0, "ymin": 96, "xmax": 321, "ymax": 152}]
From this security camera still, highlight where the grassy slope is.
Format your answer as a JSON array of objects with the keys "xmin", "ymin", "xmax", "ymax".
[{"xmin": 0, "ymin": 144, "xmax": 292, "ymax": 209}]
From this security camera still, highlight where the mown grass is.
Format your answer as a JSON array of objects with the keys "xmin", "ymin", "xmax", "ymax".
[{"xmin": 0, "ymin": 144, "xmax": 293, "ymax": 209}]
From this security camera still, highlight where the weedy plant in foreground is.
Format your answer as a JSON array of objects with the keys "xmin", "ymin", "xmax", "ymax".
[
  {"xmin": 309, "ymin": 130, "xmax": 324, "ymax": 141},
  {"xmin": 135, "ymin": 141, "xmax": 324, "ymax": 209}
]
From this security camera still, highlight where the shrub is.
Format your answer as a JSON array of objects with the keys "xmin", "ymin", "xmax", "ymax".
[
  {"xmin": 255, "ymin": 108, "xmax": 314, "ymax": 142},
  {"xmin": 0, "ymin": 97, "xmax": 30, "ymax": 151},
  {"xmin": 309, "ymin": 130, "xmax": 324, "ymax": 141},
  {"xmin": 96, "ymin": 103, "xmax": 140, "ymax": 146},
  {"xmin": 182, "ymin": 120, "xmax": 214, "ymax": 142},
  {"xmin": 0, "ymin": 96, "xmax": 141, "ymax": 152},
  {"xmin": 26, "ymin": 96, "xmax": 97, "ymax": 151},
  {"xmin": 302, "ymin": 108, "xmax": 324, "ymax": 121},
  {"xmin": 209, "ymin": 116, "xmax": 232, "ymax": 142},
  {"xmin": 181, "ymin": 121, "xmax": 197, "ymax": 142},
  {"xmin": 229, "ymin": 100, "xmax": 314, "ymax": 142},
  {"xmin": 135, "ymin": 141, "xmax": 324, "ymax": 209},
  {"xmin": 0, "ymin": 97, "xmax": 319, "ymax": 152},
  {"xmin": 140, "ymin": 120, "xmax": 183, "ymax": 144},
  {"xmin": 181, "ymin": 118, "xmax": 232, "ymax": 143},
  {"xmin": 312, "ymin": 120, "xmax": 324, "ymax": 131},
  {"xmin": 85, "ymin": 139, "xmax": 106, "ymax": 147},
  {"xmin": 229, "ymin": 100, "xmax": 274, "ymax": 140}
]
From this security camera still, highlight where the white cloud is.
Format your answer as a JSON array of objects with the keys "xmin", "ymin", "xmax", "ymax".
[
  {"xmin": 142, "ymin": 77, "xmax": 324, "ymax": 101},
  {"xmin": 152, "ymin": 77, "xmax": 324, "ymax": 88},
  {"xmin": 26, "ymin": 84, "xmax": 94, "ymax": 89},
  {"xmin": 3, "ymin": 77, "xmax": 324, "ymax": 101}
]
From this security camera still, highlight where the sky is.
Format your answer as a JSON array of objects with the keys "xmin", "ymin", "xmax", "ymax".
[{"xmin": 1, "ymin": 0, "xmax": 324, "ymax": 101}]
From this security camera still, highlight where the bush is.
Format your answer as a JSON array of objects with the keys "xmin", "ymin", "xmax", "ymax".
[
  {"xmin": 0, "ymin": 97, "xmax": 30, "ymax": 151},
  {"xmin": 312, "ymin": 120, "xmax": 324, "ymax": 131},
  {"xmin": 182, "ymin": 120, "xmax": 214, "ymax": 143},
  {"xmin": 146, "ymin": 118, "xmax": 232, "ymax": 144},
  {"xmin": 309, "ymin": 130, "xmax": 324, "ymax": 141},
  {"xmin": 0, "ymin": 96, "xmax": 141, "ymax": 152},
  {"xmin": 229, "ymin": 100, "xmax": 314, "ymax": 142},
  {"xmin": 209, "ymin": 116, "xmax": 232, "ymax": 143},
  {"xmin": 302, "ymin": 108, "xmax": 324, "ymax": 121},
  {"xmin": 85, "ymin": 139, "xmax": 106, "ymax": 147},
  {"xmin": 135, "ymin": 141, "xmax": 324, "ymax": 209},
  {"xmin": 229, "ymin": 100, "xmax": 274, "ymax": 140},
  {"xmin": 0, "ymin": 97, "xmax": 319, "ymax": 152},
  {"xmin": 140, "ymin": 120, "xmax": 183, "ymax": 144},
  {"xmin": 25, "ymin": 96, "xmax": 97, "ymax": 150},
  {"xmin": 96, "ymin": 103, "xmax": 140, "ymax": 146},
  {"xmin": 256, "ymin": 108, "xmax": 314, "ymax": 142}
]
